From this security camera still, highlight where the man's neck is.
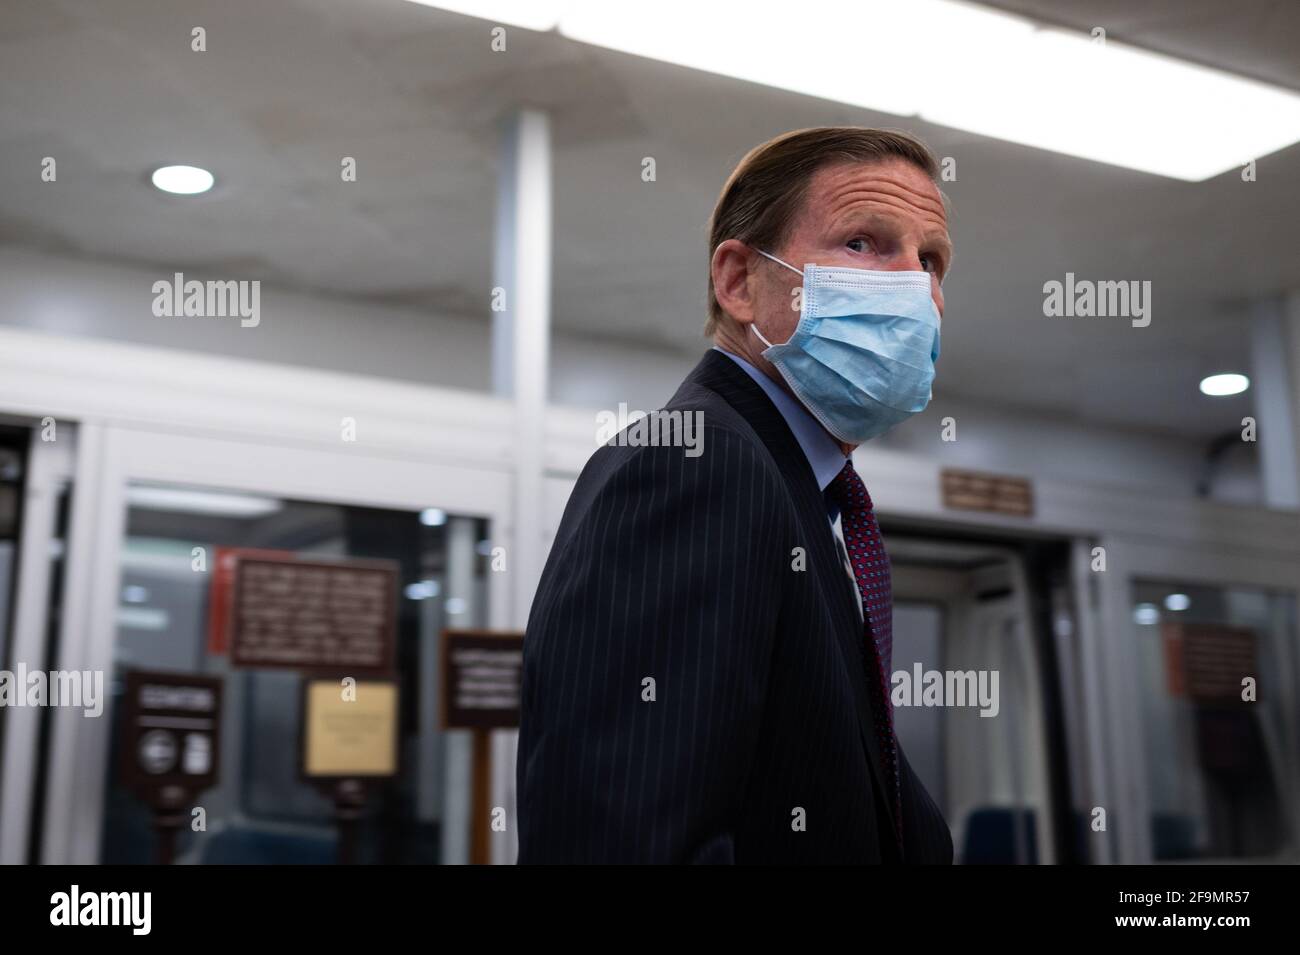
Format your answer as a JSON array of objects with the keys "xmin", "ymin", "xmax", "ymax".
[{"xmin": 712, "ymin": 332, "xmax": 856, "ymax": 457}]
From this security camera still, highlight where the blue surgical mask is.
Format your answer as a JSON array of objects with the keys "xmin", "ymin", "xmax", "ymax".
[{"xmin": 750, "ymin": 249, "xmax": 941, "ymax": 444}]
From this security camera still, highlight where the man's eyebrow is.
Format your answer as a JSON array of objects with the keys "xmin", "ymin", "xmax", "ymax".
[
  {"xmin": 926, "ymin": 232, "xmax": 954, "ymax": 262},
  {"xmin": 833, "ymin": 209, "xmax": 953, "ymax": 260}
]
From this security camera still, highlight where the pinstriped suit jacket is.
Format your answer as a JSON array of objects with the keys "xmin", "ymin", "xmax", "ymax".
[{"xmin": 517, "ymin": 349, "xmax": 953, "ymax": 864}]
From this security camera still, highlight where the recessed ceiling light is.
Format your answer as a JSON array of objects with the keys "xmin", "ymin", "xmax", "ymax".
[
  {"xmin": 122, "ymin": 584, "xmax": 151, "ymax": 604},
  {"xmin": 1164, "ymin": 593, "xmax": 1191, "ymax": 612},
  {"xmin": 1133, "ymin": 603, "xmax": 1160, "ymax": 626},
  {"xmin": 1199, "ymin": 373, "xmax": 1250, "ymax": 397},
  {"xmin": 404, "ymin": 580, "xmax": 441, "ymax": 600},
  {"xmin": 151, "ymin": 164, "xmax": 215, "ymax": 195}
]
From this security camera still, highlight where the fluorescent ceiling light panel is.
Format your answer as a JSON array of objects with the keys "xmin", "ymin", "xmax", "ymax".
[
  {"xmin": 418, "ymin": 0, "xmax": 1300, "ymax": 181},
  {"xmin": 405, "ymin": 0, "xmax": 563, "ymax": 31},
  {"xmin": 116, "ymin": 606, "xmax": 171, "ymax": 631},
  {"xmin": 127, "ymin": 486, "xmax": 283, "ymax": 518}
]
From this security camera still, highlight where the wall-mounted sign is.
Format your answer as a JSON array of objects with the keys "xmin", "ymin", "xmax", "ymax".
[
  {"xmin": 440, "ymin": 630, "xmax": 524, "ymax": 730},
  {"xmin": 300, "ymin": 677, "xmax": 400, "ymax": 780},
  {"xmin": 1161, "ymin": 624, "xmax": 1187, "ymax": 697},
  {"xmin": 940, "ymin": 468, "xmax": 1034, "ymax": 517},
  {"xmin": 1175, "ymin": 623, "xmax": 1257, "ymax": 703},
  {"xmin": 120, "ymin": 670, "xmax": 223, "ymax": 805},
  {"xmin": 228, "ymin": 555, "xmax": 398, "ymax": 672}
]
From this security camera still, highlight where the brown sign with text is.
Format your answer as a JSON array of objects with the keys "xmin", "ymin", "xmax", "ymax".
[
  {"xmin": 440, "ymin": 630, "xmax": 525, "ymax": 730},
  {"xmin": 229, "ymin": 555, "xmax": 398, "ymax": 672},
  {"xmin": 120, "ymin": 670, "xmax": 223, "ymax": 805},
  {"xmin": 941, "ymin": 468, "xmax": 1034, "ymax": 517}
]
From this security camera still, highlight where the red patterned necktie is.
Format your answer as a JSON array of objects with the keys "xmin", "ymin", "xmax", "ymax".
[{"xmin": 827, "ymin": 459, "xmax": 903, "ymax": 854}]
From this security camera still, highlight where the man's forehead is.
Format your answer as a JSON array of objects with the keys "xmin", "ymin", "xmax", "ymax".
[{"xmin": 805, "ymin": 159, "xmax": 948, "ymax": 231}]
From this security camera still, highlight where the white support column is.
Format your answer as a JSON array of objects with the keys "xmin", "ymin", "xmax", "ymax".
[
  {"xmin": 1069, "ymin": 537, "xmax": 1113, "ymax": 865},
  {"xmin": 441, "ymin": 515, "xmax": 479, "ymax": 866},
  {"xmin": 1286, "ymin": 291, "xmax": 1300, "ymax": 499},
  {"xmin": 492, "ymin": 108, "xmax": 552, "ymax": 622},
  {"xmin": 1249, "ymin": 295, "xmax": 1300, "ymax": 509},
  {"xmin": 42, "ymin": 421, "xmax": 126, "ymax": 864},
  {"xmin": 1093, "ymin": 540, "xmax": 1141, "ymax": 863},
  {"xmin": 490, "ymin": 109, "xmax": 552, "ymax": 866}
]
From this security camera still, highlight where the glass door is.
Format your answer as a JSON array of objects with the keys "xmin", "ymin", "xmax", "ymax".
[
  {"xmin": 37, "ymin": 423, "xmax": 512, "ymax": 864},
  {"xmin": 1130, "ymin": 579, "xmax": 1299, "ymax": 861},
  {"xmin": 0, "ymin": 421, "xmax": 75, "ymax": 866},
  {"xmin": 1093, "ymin": 529, "xmax": 1300, "ymax": 863},
  {"xmin": 100, "ymin": 485, "xmax": 493, "ymax": 864}
]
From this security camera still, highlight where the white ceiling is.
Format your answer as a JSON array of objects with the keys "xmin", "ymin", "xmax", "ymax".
[{"xmin": 1, "ymin": 0, "xmax": 1297, "ymax": 439}]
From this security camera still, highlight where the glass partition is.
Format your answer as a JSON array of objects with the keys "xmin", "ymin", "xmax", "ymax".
[
  {"xmin": 100, "ymin": 482, "xmax": 490, "ymax": 864},
  {"xmin": 1132, "ymin": 579, "xmax": 1299, "ymax": 861}
]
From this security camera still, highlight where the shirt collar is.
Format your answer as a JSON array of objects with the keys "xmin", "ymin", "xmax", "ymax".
[{"xmin": 713, "ymin": 346, "xmax": 848, "ymax": 494}]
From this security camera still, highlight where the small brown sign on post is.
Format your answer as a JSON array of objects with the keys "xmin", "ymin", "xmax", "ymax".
[
  {"xmin": 121, "ymin": 670, "xmax": 223, "ymax": 797},
  {"xmin": 119, "ymin": 670, "xmax": 223, "ymax": 863},
  {"xmin": 941, "ymin": 468, "xmax": 1034, "ymax": 517},
  {"xmin": 228, "ymin": 555, "xmax": 398, "ymax": 672},
  {"xmin": 440, "ymin": 630, "xmax": 525, "ymax": 730},
  {"xmin": 441, "ymin": 630, "xmax": 524, "ymax": 865}
]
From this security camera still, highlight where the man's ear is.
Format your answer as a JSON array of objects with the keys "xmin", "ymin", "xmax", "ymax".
[{"xmin": 711, "ymin": 239, "xmax": 756, "ymax": 326}]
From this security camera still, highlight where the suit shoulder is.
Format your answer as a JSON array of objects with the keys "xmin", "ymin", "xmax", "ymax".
[
  {"xmin": 551, "ymin": 404, "xmax": 787, "ymax": 557},
  {"xmin": 584, "ymin": 407, "xmax": 780, "ymax": 496}
]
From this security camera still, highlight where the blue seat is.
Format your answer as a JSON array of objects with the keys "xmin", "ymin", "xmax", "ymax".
[
  {"xmin": 198, "ymin": 826, "xmax": 336, "ymax": 864},
  {"xmin": 1151, "ymin": 812, "xmax": 1197, "ymax": 861},
  {"xmin": 961, "ymin": 807, "xmax": 1038, "ymax": 864}
]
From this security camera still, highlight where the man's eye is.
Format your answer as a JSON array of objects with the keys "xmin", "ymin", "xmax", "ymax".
[
  {"xmin": 921, "ymin": 255, "xmax": 940, "ymax": 274},
  {"xmin": 847, "ymin": 237, "xmax": 872, "ymax": 254}
]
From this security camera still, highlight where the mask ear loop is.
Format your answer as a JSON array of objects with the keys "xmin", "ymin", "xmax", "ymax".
[
  {"xmin": 751, "ymin": 249, "xmax": 804, "ymax": 349},
  {"xmin": 755, "ymin": 248, "xmax": 804, "ymax": 277}
]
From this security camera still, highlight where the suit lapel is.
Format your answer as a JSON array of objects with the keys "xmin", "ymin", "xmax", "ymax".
[{"xmin": 683, "ymin": 351, "xmax": 897, "ymax": 830}]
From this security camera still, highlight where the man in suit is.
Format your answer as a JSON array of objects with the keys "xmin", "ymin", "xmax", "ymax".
[{"xmin": 518, "ymin": 127, "xmax": 953, "ymax": 864}]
